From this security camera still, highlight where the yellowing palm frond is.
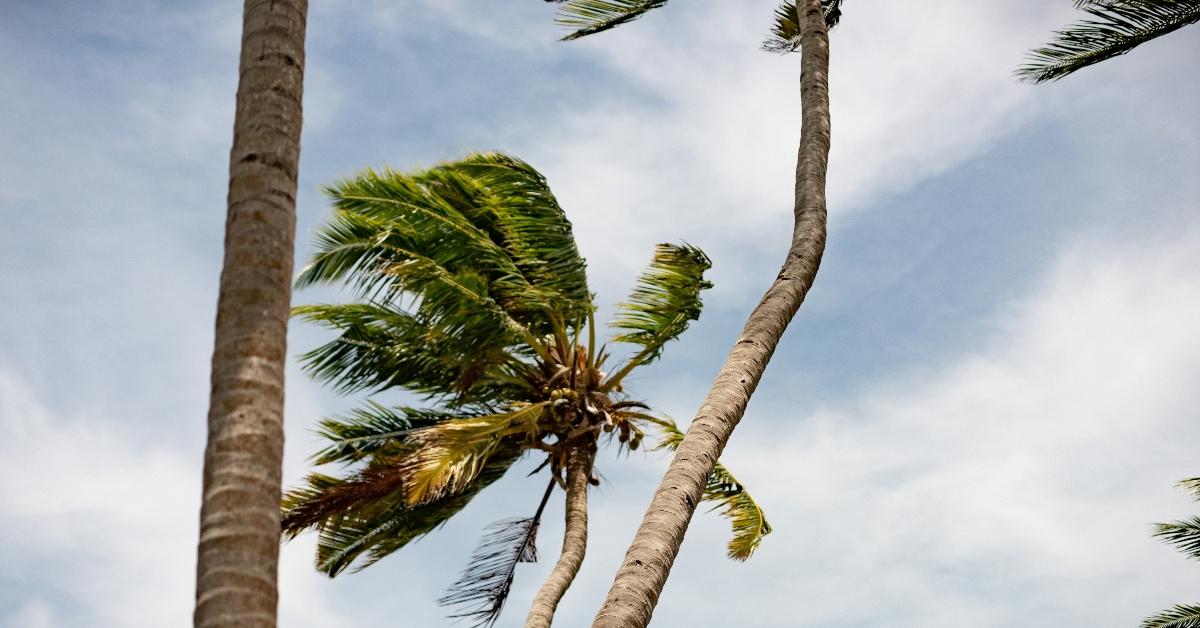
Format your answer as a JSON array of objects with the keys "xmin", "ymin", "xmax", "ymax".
[
  {"xmin": 299, "ymin": 450, "xmax": 521, "ymax": 576},
  {"xmin": 644, "ymin": 415, "xmax": 773, "ymax": 560},
  {"xmin": 400, "ymin": 403, "xmax": 547, "ymax": 505}
]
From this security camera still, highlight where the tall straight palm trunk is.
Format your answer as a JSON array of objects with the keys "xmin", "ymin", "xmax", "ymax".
[
  {"xmin": 526, "ymin": 444, "xmax": 594, "ymax": 628},
  {"xmin": 194, "ymin": 2, "xmax": 307, "ymax": 627},
  {"xmin": 590, "ymin": 2, "xmax": 831, "ymax": 626}
]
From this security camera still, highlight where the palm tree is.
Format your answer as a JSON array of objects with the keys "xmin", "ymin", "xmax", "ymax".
[
  {"xmin": 281, "ymin": 152, "xmax": 771, "ymax": 628},
  {"xmin": 1142, "ymin": 478, "xmax": 1200, "ymax": 628},
  {"xmin": 1019, "ymin": 0, "xmax": 1200, "ymax": 83},
  {"xmin": 543, "ymin": 2, "xmax": 840, "ymax": 626},
  {"xmin": 194, "ymin": 2, "xmax": 307, "ymax": 628}
]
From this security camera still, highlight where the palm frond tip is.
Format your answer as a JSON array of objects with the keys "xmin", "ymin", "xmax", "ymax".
[
  {"xmin": 1154, "ymin": 517, "xmax": 1200, "ymax": 562},
  {"xmin": 1141, "ymin": 604, "xmax": 1200, "ymax": 628},
  {"xmin": 1019, "ymin": 0, "xmax": 1200, "ymax": 83},
  {"xmin": 440, "ymin": 516, "xmax": 542, "ymax": 628},
  {"xmin": 649, "ymin": 416, "xmax": 772, "ymax": 560},
  {"xmin": 609, "ymin": 242, "xmax": 712, "ymax": 369},
  {"xmin": 554, "ymin": 0, "xmax": 671, "ymax": 40}
]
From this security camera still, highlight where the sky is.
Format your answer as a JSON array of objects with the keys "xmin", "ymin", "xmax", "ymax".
[{"xmin": 1, "ymin": 1, "xmax": 1199, "ymax": 627}]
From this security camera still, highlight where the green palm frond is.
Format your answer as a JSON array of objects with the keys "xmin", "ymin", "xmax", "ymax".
[
  {"xmin": 310, "ymin": 401, "xmax": 465, "ymax": 465},
  {"xmin": 1179, "ymin": 477, "xmax": 1200, "ymax": 500},
  {"xmin": 646, "ymin": 415, "xmax": 772, "ymax": 560},
  {"xmin": 1019, "ymin": 0, "xmax": 1200, "ymax": 83},
  {"xmin": 294, "ymin": 450, "xmax": 521, "ymax": 576},
  {"xmin": 554, "ymin": 0, "xmax": 671, "ymax": 40},
  {"xmin": 605, "ymin": 243, "xmax": 711, "ymax": 387},
  {"xmin": 299, "ymin": 176, "xmax": 517, "ymax": 307},
  {"xmin": 294, "ymin": 302, "xmax": 522, "ymax": 401},
  {"xmin": 1141, "ymin": 479, "xmax": 1200, "ymax": 626},
  {"xmin": 298, "ymin": 152, "xmax": 592, "ymax": 334},
  {"xmin": 451, "ymin": 153, "xmax": 592, "ymax": 321},
  {"xmin": 1155, "ymin": 517, "xmax": 1200, "ymax": 561},
  {"xmin": 1142, "ymin": 604, "xmax": 1200, "ymax": 628},
  {"xmin": 295, "ymin": 208, "xmax": 529, "ymax": 385},
  {"xmin": 763, "ymin": 0, "xmax": 844, "ymax": 54}
]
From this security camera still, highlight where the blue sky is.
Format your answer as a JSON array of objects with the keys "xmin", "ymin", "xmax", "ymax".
[{"xmin": 2, "ymin": 1, "xmax": 1199, "ymax": 627}]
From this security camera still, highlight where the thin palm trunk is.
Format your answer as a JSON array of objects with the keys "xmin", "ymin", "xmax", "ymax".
[
  {"xmin": 193, "ymin": 2, "xmax": 307, "ymax": 627},
  {"xmin": 526, "ymin": 444, "xmax": 594, "ymax": 628},
  {"xmin": 590, "ymin": 1, "xmax": 831, "ymax": 626}
]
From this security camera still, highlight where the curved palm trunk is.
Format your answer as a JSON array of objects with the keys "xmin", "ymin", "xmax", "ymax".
[
  {"xmin": 194, "ymin": 2, "xmax": 307, "ymax": 627},
  {"xmin": 590, "ymin": 2, "xmax": 831, "ymax": 626},
  {"xmin": 526, "ymin": 444, "xmax": 594, "ymax": 628}
]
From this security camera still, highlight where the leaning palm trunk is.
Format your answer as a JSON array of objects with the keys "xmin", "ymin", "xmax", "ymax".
[
  {"xmin": 590, "ymin": 1, "xmax": 831, "ymax": 626},
  {"xmin": 526, "ymin": 443, "xmax": 595, "ymax": 628},
  {"xmin": 193, "ymin": 2, "xmax": 307, "ymax": 627}
]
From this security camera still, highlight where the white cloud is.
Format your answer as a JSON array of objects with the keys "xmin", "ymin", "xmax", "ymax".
[
  {"xmin": 6, "ymin": 599, "xmax": 57, "ymax": 628},
  {"xmin": 9, "ymin": 226, "xmax": 1198, "ymax": 627},
  {"xmin": 500, "ymin": 1, "xmax": 1081, "ymax": 298},
  {"xmin": 637, "ymin": 228, "xmax": 1200, "ymax": 627},
  {"xmin": 3, "ymin": 2, "xmax": 1198, "ymax": 627},
  {"xmin": 0, "ymin": 369, "xmax": 346, "ymax": 628}
]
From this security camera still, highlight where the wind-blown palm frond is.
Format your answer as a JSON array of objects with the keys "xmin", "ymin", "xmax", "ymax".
[
  {"xmin": 451, "ymin": 153, "xmax": 592, "ymax": 321},
  {"xmin": 439, "ymin": 481, "xmax": 554, "ymax": 628},
  {"xmin": 1142, "ymin": 604, "xmax": 1200, "ymax": 628},
  {"xmin": 1019, "ymin": 0, "xmax": 1200, "ymax": 83},
  {"xmin": 311, "ymin": 401, "xmax": 464, "ymax": 465},
  {"xmin": 554, "ymin": 0, "xmax": 670, "ymax": 40},
  {"xmin": 294, "ymin": 302, "xmax": 522, "ymax": 401},
  {"xmin": 282, "ymin": 405, "xmax": 544, "ymax": 533},
  {"xmin": 400, "ymin": 403, "xmax": 548, "ymax": 505},
  {"xmin": 763, "ymin": 0, "xmax": 845, "ymax": 53},
  {"xmin": 293, "ymin": 450, "xmax": 521, "ymax": 576},
  {"xmin": 606, "ymin": 243, "xmax": 711, "ymax": 385},
  {"xmin": 1155, "ymin": 516, "xmax": 1200, "ymax": 561},
  {"xmin": 295, "ymin": 206, "xmax": 529, "ymax": 394},
  {"xmin": 1142, "ymin": 478, "xmax": 1200, "ymax": 626},
  {"xmin": 282, "ymin": 467, "xmax": 410, "ymax": 536},
  {"xmin": 298, "ymin": 151, "xmax": 592, "ymax": 334},
  {"xmin": 705, "ymin": 461, "xmax": 774, "ymax": 560},
  {"xmin": 645, "ymin": 415, "xmax": 772, "ymax": 560},
  {"xmin": 441, "ymin": 517, "xmax": 541, "ymax": 627}
]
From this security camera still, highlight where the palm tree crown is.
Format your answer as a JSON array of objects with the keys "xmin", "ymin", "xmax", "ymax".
[
  {"xmin": 1019, "ymin": 0, "xmax": 1200, "ymax": 83},
  {"xmin": 282, "ymin": 152, "xmax": 769, "ymax": 627}
]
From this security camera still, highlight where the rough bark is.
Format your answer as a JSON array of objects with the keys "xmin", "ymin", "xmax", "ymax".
[
  {"xmin": 193, "ymin": 2, "xmax": 307, "ymax": 627},
  {"xmin": 590, "ymin": 2, "xmax": 831, "ymax": 626},
  {"xmin": 526, "ymin": 444, "xmax": 594, "ymax": 628}
]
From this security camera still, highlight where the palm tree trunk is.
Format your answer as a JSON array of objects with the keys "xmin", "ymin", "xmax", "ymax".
[
  {"xmin": 526, "ymin": 444, "xmax": 594, "ymax": 628},
  {"xmin": 193, "ymin": 2, "xmax": 307, "ymax": 627},
  {"xmin": 590, "ymin": 2, "xmax": 831, "ymax": 626}
]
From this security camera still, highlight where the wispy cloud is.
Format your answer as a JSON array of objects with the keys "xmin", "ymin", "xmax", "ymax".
[
  {"xmin": 652, "ymin": 228, "xmax": 1200, "ymax": 627},
  {"xmin": 2, "ymin": 1, "xmax": 1198, "ymax": 626}
]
